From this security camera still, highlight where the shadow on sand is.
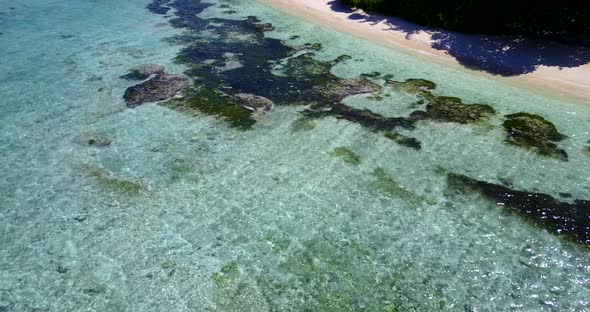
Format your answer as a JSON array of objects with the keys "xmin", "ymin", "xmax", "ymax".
[{"xmin": 328, "ymin": 0, "xmax": 590, "ymax": 76}]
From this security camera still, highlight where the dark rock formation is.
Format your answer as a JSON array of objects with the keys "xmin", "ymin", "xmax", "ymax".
[
  {"xmin": 245, "ymin": 16, "xmax": 275, "ymax": 32},
  {"xmin": 120, "ymin": 64, "xmax": 165, "ymax": 80},
  {"xmin": 73, "ymin": 134, "xmax": 112, "ymax": 147},
  {"xmin": 304, "ymin": 103, "xmax": 415, "ymax": 131},
  {"xmin": 383, "ymin": 130, "xmax": 422, "ymax": 150},
  {"xmin": 502, "ymin": 112, "xmax": 568, "ymax": 161},
  {"xmin": 147, "ymin": 0, "xmax": 171, "ymax": 14},
  {"xmin": 390, "ymin": 78, "xmax": 437, "ymax": 99},
  {"xmin": 303, "ymin": 103, "xmax": 422, "ymax": 149},
  {"xmin": 233, "ymin": 93, "xmax": 273, "ymax": 113},
  {"xmin": 321, "ymin": 78, "xmax": 382, "ymax": 102},
  {"xmin": 124, "ymin": 73, "xmax": 189, "ymax": 108},
  {"xmin": 164, "ymin": 87, "xmax": 256, "ymax": 130},
  {"xmin": 411, "ymin": 96, "xmax": 495, "ymax": 124},
  {"xmin": 447, "ymin": 173, "xmax": 590, "ymax": 246}
]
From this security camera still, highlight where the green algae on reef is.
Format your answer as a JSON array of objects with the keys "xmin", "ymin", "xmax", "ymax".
[
  {"xmin": 169, "ymin": 158, "xmax": 194, "ymax": 181},
  {"xmin": 88, "ymin": 168, "xmax": 144, "ymax": 195},
  {"xmin": 502, "ymin": 112, "xmax": 568, "ymax": 161},
  {"xmin": 165, "ymin": 86, "xmax": 256, "ymax": 130},
  {"xmin": 210, "ymin": 261, "xmax": 269, "ymax": 311},
  {"xmin": 382, "ymin": 130, "xmax": 422, "ymax": 150},
  {"xmin": 389, "ymin": 78, "xmax": 437, "ymax": 99},
  {"xmin": 390, "ymin": 78, "xmax": 496, "ymax": 125},
  {"xmin": 330, "ymin": 147, "xmax": 361, "ymax": 165},
  {"xmin": 303, "ymin": 103, "xmax": 422, "ymax": 149},
  {"xmin": 370, "ymin": 167, "xmax": 427, "ymax": 206},
  {"xmin": 417, "ymin": 96, "xmax": 495, "ymax": 124},
  {"xmin": 290, "ymin": 116, "xmax": 316, "ymax": 132},
  {"xmin": 208, "ymin": 239, "xmax": 449, "ymax": 311}
]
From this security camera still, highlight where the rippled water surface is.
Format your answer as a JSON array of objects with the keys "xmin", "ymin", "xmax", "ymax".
[{"xmin": 1, "ymin": 0, "xmax": 590, "ymax": 311}]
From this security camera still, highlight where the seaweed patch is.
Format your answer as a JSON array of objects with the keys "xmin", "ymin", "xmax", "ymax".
[
  {"xmin": 502, "ymin": 112, "xmax": 568, "ymax": 161},
  {"xmin": 330, "ymin": 147, "xmax": 361, "ymax": 165},
  {"xmin": 208, "ymin": 239, "xmax": 449, "ymax": 311}
]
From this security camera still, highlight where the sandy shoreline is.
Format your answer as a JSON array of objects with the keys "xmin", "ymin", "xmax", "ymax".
[{"xmin": 258, "ymin": 0, "xmax": 590, "ymax": 105}]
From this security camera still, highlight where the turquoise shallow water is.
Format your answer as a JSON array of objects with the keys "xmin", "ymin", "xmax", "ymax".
[{"xmin": 1, "ymin": 0, "xmax": 590, "ymax": 311}]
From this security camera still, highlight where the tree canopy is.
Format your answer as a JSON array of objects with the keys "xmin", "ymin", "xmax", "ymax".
[{"xmin": 340, "ymin": 0, "xmax": 590, "ymax": 44}]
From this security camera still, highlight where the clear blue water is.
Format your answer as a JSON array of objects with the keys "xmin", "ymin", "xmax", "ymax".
[{"xmin": 1, "ymin": 0, "xmax": 589, "ymax": 311}]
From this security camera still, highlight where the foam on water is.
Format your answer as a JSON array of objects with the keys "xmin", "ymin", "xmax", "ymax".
[{"xmin": 1, "ymin": 0, "xmax": 589, "ymax": 311}]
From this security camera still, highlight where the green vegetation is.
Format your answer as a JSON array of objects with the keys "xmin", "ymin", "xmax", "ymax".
[
  {"xmin": 330, "ymin": 147, "xmax": 361, "ymax": 165},
  {"xmin": 290, "ymin": 117, "xmax": 316, "ymax": 132},
  {"xmin": 170, "ymin": 159, "xmax": 193, "ymax": 181},
  {"xmin": 423, "ymin": 96, "xmax": 495, "ymax": 124},
  {"xmin": 502, "ymin": 112, "xmax": 568, "ymax": 161},
  {"xmin": 89, "ymin": 168, "xmax": 143, "ymax": 195},
  {"xmin": 264, "ymin": 234, "xmax": 291, "ymax": 253},
  {"xmin": 370, "ymin": 167, "xmax": 427, "ymax": 206},
  {"xmin": 340, "ymin": 0, "xmax": 590, "ymax": 40},
  {"xmin": 383, "ymin": 130, "xmax": 422, "ymax": 150},
  {"xmin": 208, "ymin": 239, "xmax": 449, "ymax": 311},
  {"xmin": 389, "ymin": 79, "xmax": 495, "ymax": 124},
  {"xmin": 390, "ymin": 78, "xmax": 436, "ymax": 99},
  {"xmin": 210, "ymin": 261, "xmax": 268, "ymax": 311},
  {"xmin": 120, "ymin": 69, "xmax": 150, "ymax": 81},
  {"xmin": 165, "ymin": 86, "xmax": 256, "ymax": 130}
]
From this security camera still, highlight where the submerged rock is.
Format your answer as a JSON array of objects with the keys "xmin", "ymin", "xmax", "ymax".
[
  {"xmin": 303, "ymin": 103, "xmax": 420, "ymax": 148},
  {"xmin": 360, "ymin": 71, "xmax": 383, "ymax": 79},
  {"xmin": 383, "ymin": 130, "xmax": 422, "ymax": 150},
  {"xmin": 233, "ymin": 93, "xmax": 273, "ymax": 112},
  {"xmin": 282, "ymin": 53, "xmax": 333, "ymax": 78},
  {"xmin": 245, "ymin": 16, "xmax": 274, "ymax": 32},
  {"xmin": 146, "ymin": 0, "xmax": 171, "ymax": 14},
  {"xmin": 390, "ymin": 78, "xmax": 437, "ymax": 99},
  {"xmin": 502, "ymin": 112, "xmax": 568, "ymax": 161},
  {"xmin": 233, "ymin": 93, "xmax": 274, "ymax": 121},
  {"xmin": 120, "ymin": 64, "xmax": 166, "ymax": 80},
  {"xmin": 447, "ymin": 173, "xmax": 590, "ymax": 246},
  {"xmin": 304, "ymin": 103, "xmax": 414, "ymax": 131},
  {"xmin": 124, "ymin": 73, "xmax": 189, "ymax": 108},
  {"xmin": 321, "ymin": 77, "xmax": 382, "ymax": 102},
  {"xmin": 411, "ymin": 96, "xmax": 496, "ymax": 124},
  {"xmin": 73, "ymin": 134, "xmax": 112, "ymax": 147},
  {"xmin": 164, "ymin": 87, "xmax": 256, "ymax": 130},
  {"xmin": 289, "ymin": 42, "xmax": 323, "ymax": 53},
  {"xmin": 390, "ymin": 78, "xmax": 496, "ymax": 124}
]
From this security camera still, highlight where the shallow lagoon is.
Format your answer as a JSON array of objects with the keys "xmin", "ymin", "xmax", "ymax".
[{"xmin": 1, "ymin": 0, "xmax": 589, "ymax": 311}]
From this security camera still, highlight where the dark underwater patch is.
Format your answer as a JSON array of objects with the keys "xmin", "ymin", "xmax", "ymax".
[
  {"xmin": 145, "ymin": 0, "xmax": 570, "ymax": 163},
  {"xmin": 303, "ymin": 103, "xmax": 422, "ymax": 149},
  {"xmin": 410, "ymin": 96, "xmax": 495, "ymax": 124},
  {"xmin": 146, "ymin": 0, "xmax": 171, "ymax": 15},
  {"xmin": 164, "ymin": 86, "xmax": 256, "ymax": 130},
  {"xmin": 502, "ymin": 112, "xmax": 568, "ymax": 161},
  {"xmin": 208, "ymin": 239, "xmax": 449, "ymax": 311},
  {"xmin": 447, "ymin": 173, "xmax": 590, "ymax": 246}
]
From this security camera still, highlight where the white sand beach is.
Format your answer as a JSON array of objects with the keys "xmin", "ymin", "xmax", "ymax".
[{"xmin": 259, "ymin": 0, "xmax": 590, "ymax": 104}]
